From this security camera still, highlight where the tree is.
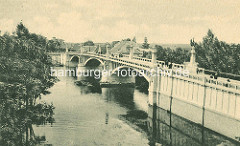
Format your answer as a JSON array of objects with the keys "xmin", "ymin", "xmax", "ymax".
[
  {"xmin": 195, "ymin": 30, "xmax": 226, "ymax": 72},
  {"xmin": 193, "ymin": 29, "xmax": 240, "ymax": 76},
  {"xmin": 83, "ymin": 40, "xmax": 94, "ymax": 46},
  {"xmin": 16, "ymin": 22, "xmax": 30, "ymax": 38},
  {"xmin": 154, "ymin": 45, "xmax": 190, "ymax": 65},
  {"xmin": 142, "ymin": 37, "xmax": 149, "ymax": 49},
  {"xmin": 0, "ymin": 22, "xmax": 56, "ymax": 145}
]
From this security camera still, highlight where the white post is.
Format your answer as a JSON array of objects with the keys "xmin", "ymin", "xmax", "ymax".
[
  {"xmin": 98, "ymin": 45, "xmax": 101, "ymax": 54},
  {"xmin": 190, "ymin": 45, "xmax": 196, "ymax": 64},
  {"xmin": 149, "ymin": 50, "xmax": 159, "ymax": 105},
  {"xmin": 106, "ymin": 45, "xmax": 110, "ymax": 58},
  {"xmin": 151, "ymin": 47, "xmax": 157, "ymax": 65},
  {"xmin": 128, "ymin": 45, "xmax": 133, "ymax": 59}
]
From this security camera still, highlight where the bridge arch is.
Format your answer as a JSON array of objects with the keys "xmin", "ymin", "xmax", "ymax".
[
  {"xmin": 84, "ymin": 57, "xmax": 104, "ymax": 66},
  {"xmin": 110, "ymin": 66, "xmax": 150, "ymax": 82},
  {"xmin": 69, "ymin": 55, "xmax": 81, "ymax": 63}
]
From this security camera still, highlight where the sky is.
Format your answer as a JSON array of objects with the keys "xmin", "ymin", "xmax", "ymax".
[{"xmin": 0, "ymin": 0, "xmax": 240, "ymax": 44}]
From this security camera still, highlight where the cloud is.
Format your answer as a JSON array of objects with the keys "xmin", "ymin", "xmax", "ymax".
[
  {"xmin": 25, "ymin": 16, "xmax": 55, "ymax": 37},
  {"xmin": 1, "ymin": 0, "xmax": 240, "ymax": 43},
  {"xmin": 26, "ymin": 11, "xmax": 94, "ymax": 42}
]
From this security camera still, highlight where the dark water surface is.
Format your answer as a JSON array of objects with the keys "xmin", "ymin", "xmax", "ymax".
[
  {"xmin": 33, "ymin": 67, "xmax": 240, "ymax": 146},
  {"xmin": 34, "ymin": 70, "xmax": 149, "ymax": 145}
]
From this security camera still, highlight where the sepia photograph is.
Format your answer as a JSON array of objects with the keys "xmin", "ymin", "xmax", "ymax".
[{"xmin": 0, "ymin": 0, "xmax": 240, "ymax": 145}]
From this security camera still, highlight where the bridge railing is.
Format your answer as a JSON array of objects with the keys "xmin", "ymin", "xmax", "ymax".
[
  {"xmin": 170, "ymin": 68, "xmax": 240, "ymax": 93},
  {"xmin": 122, "ymin": 54, "xmax": 129, "ymax": 58},
  {"xmin": 109, "ymin": 56, "xmax": 152, "ymax": 70},
  {"xmin": 133, "ymin": 56, "xmax": 152, "ymax": 62},
  {"xmin": 81, "ymin": 52, "xmax": 151, "ymax": 69},
  {"xmin": 157, "ymin": 60, "xmax": 165, "ymax": 67},
  {"xmin": 77, "ymin": 52, "xmax": 240, "ymax": 91},
  {"xmin": 172, "ymin": 63, "xmax": 185, "ymax": 69}
]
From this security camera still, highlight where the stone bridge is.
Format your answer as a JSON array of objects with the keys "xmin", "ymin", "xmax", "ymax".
[{"xmin": 49, "ymin": 45, "xmax": 240, "ymax": 141}]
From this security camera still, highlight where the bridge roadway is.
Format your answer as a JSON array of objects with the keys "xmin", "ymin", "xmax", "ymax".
[
  {"xmin": 72, "ymin": 52, "xmax": 166, "ymax": 71},
  {"xmin": 67, "ymin": 51, "xmax": 240, "ymax": 95}
]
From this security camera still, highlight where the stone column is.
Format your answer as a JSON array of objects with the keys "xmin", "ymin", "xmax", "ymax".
[
  {"xmin": 149, "ymin": 48, "xmax": 159, "ymax": 106},
  {"xmin": 79, "ymin": 46, "xmax": 81, "ymax": 53},
  {"xmin": 106, "ymin": 45, "xmax": 110, "ymax": 58},
  {"xmin": 151, "ymin": 47, "xmax": 157, "ymax": 65},
  {"xmin": 190, "ymin": 45, "xmax": 196, "ymax": 64},
  {"xmin": 148, "ymin": 76, "xmax": 158, "ymax": 106},
  {"xmin": 78, "ymin": 56, "xmax": 81, "ymax": 64},
  {"xmin": 100, "ymin": 60, "xmax": 113, "ymax": 83},
  {"xmin": 61, "ymin": 48, "xmax": 69, "ymax": 66},
  {"xmin": 185, "ymin": 44, "xmax": 198, "ymax": 74},
  {"xmin": 98, "ymin": 45, "xmax": 101, "ymax": 54},
  {"xmin": 76, "ymin": 56, "xmax": 86, "ymax": 81},
  {"xmin": 128, "ymin": 45, "xmax": 133, "ymax": 59}
]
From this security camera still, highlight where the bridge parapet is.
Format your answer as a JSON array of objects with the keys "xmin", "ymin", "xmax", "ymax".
[
  {"xmin": 49, "ymin": 51, "xmax": 240, "ymax": 93},
  {"xmin": 133, "ymin": 56, "xmax": 152, "ymax": 63},
  {"xmin": 172, "ymin": 63, "xmax": 185, "ymax": 69}
]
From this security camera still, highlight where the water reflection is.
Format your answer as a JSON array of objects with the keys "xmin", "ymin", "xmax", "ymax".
[
  {"xmin": 78, "ymin": 77, "xmax": 102, "ymax": 94},
  {"xmin": 102, "ymin": 87, "xmax": 135, "ymax": 110},
  {"xmin": 148, "ymin": 105, "xmax": 240, "ymax": 146}
]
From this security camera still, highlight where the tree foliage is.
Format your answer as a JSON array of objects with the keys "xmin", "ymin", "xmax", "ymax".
[
  {"xmin": 83, "ymin": 40, "xmax": 94, "ymax": 46},
  {"xmin": 151, "ymin": 29, "xmax": 240, "ymax": 76},
  {"xmin": 142, "ymin": 37, "xmax": 149, "ymax": 49},
  {"xmin": 46, "ymin": 38, "xmax": 65, "ymax": 52},
  {"xmin": 0, "ymin": 22, "xmax": 56, "ymax": 145},
  {"xmin": 195, "ymin": 29, "xmax": 240, "ymax": 75},
  {"xmin": 154, "ymin": 45, "xmax": 190, "ymax": 64}
]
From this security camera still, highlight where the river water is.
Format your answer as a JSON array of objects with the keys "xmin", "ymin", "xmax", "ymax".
[
  {"xmin": 33, "ymin": 67, "xmax": 240, "ymax": 146},
  {"xmin": 34, "ymin": 67, "xmax": 150, "ymax": 145}
]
